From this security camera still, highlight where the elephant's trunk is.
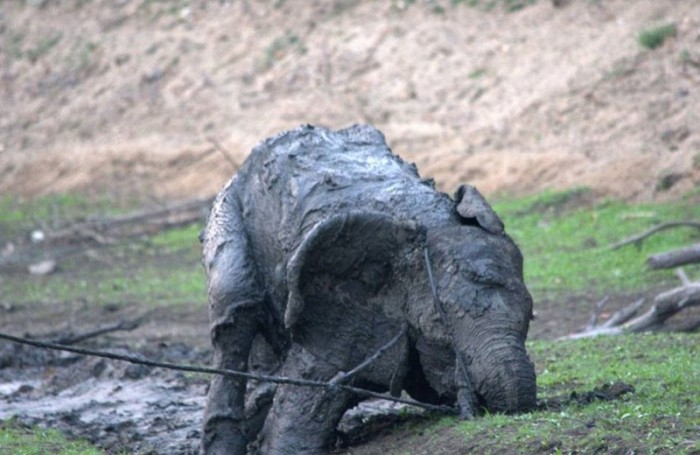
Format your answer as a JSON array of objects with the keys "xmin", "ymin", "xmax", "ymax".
[{"xmin": 461, "ymin": 333, "xmax": 537, "ymax": 414}]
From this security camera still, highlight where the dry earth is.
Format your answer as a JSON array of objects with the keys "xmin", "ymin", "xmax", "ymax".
[{"xmin": 1, "ymin": 0, "xmax": 699, "ymax": 203}]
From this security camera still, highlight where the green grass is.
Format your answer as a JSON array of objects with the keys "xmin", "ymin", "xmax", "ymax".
[
  {"xmin": 0, "ymin": 193, "xmax": 205, "ymax": 307},
  {"xmin": 1, "ymin": 258, "xmax": 205, "ymax": 306},
  {"xmin": 492, "ymin": 188, "xmax": 700, "ymax": 299},
  {"xmin": 638, "ymin": 23, "xmax": 677, "ymax": 50},
  {"xmin": 0, "ymin": 421, "xmax": 101, "ymax": 455},
  {"xmin": 406, "ymin": 333, "xmax": 699, "ymax": 454},
  {"xmin": 453, "ymin": 0, "xmax": 537, "ymax": 12},
  {"xmin": 0, "ymin": 193, "xmax": 123, "ymax": 238},
  {"xmin": 2, "ymin": 189, "xmax": 699, "ymax": 453}
]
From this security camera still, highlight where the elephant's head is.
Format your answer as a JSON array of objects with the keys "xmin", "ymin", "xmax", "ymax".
[
  {"xmin": 283, "ymin": 186, "xmax": 535, "ymax": 417},
  {"xmin": 406, "ymin": 185, "xmax": 536, "ymax": 417}
]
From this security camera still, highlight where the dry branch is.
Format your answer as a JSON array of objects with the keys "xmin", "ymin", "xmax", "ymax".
[
  {"xmin": 52, "ymin": 320, "xmax": 140, "ymax": 345},
  {"xmin": 564, "ymin": 269, "xmax": 700, "ymax": 339},
  {"xmin": 608, "ymin": 221, "xmax": 700, "ymax": 250},
  {"xmin": 45, "ymin": 196, "xmax": 214, "ymax": 244},
  {"xmin": 647, "ymin": 243, "xmax": 700, "ymax": 270}
]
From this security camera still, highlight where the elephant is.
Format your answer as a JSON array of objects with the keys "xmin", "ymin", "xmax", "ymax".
[{"xmin": 200, "ymin": 124, "xmax": 536, "ymax": 454}]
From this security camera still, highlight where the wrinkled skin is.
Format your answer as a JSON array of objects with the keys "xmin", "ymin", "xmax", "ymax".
[{"xmin": 200, "ymin": 125, "xmax": 536, "ymax": 454}]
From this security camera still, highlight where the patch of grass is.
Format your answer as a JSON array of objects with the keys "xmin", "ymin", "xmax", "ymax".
[
  {"xmin": 0, "ymin": 420, "xmax": 101, "ymax": 455},
  {"xmin": 2, "ymin": 251, "xmax": 205, "ymax": 306},
  {"xmin": 694, "ymin": 153, "xmax": 700, "ymax": 170},
  {"xmin": 493, "ymin": 189, "xmax": 700, "ymax": 299},
  {"xmin": 467, "ymin": 68, "xmax": 486, "ymax": 79},
  {"xmin": 25, "ymin": 32, "xmax": 63, "ymax": 64},
  {"xmin": 412, "ymin": 334, "xmax": 699, "ymax": 454},
  {"xmin": 0, "ymin": 192, "xmax": 205, "ymax": 307},
  {"xmin": 261, "ymin": 32, "xmax": 306, "ymax": 70},
  {"xmin": 0, "ymin": 193, "xmax": 129, "ymax": 239},
  {"xmin": 638, "ymin": 23, "xmax": 677, "ymax": 50},
  {"xmin": 149, "ymin": 223, "xmax": 202, "ymax": 253},
  {"xmin": 457, "ymin": 0, "xmax": 537, "ymax": 12}
]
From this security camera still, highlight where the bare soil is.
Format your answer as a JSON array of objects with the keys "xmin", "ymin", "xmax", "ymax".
[
  {"xmin": 1, "ymin": 0, "xmax": 699, "ymax": 203},
  {"xmin": 1, "ymin": 0, "xmax": 700, "ymax": 454}
]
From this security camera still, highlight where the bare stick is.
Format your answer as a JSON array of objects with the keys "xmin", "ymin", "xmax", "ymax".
[
  {"xmin": 676, "ymin": 268, "xmax": 691, "ymax": 286},
  {"xmin": 0, "ymin": 331, "xmax": 456, "ymax": 415},
  {"xmin": 331, "ymin": 325, "xmax": 408, "ymax": 386},
  {"xmin": 565, "ymin": 283, "xmax": 700, "ymax": 339},
  {"xmin": 586, "ymin": 296, "xmax": 609, "ymax": 329},
  {"xmin": 52, "ymin": 320, "xmax": 140, "ymax": 345},
  {"xmin": 647, "ymin": 243, "xmax": 700, "ymax": 270},
  {"xmin": 601, "ymin": 298, "xmax": 645, "ymax": 328},
  {"xmin": 608, "ymin": 222, "xmax": 700, "ymax": 250},
  {"xmin": 45, "ymin": 197, "xmax": 214, "ymax": 243},
  {"xmin": 622, "ymin": 283, "xmax": 700, "ymax": 332},
  {"xmin": 206, "ymin": 137, "xmax": 239, "ymax": 170}
]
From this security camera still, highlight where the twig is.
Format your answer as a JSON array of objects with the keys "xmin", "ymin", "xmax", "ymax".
[
  {"xmin": 52, "ymin": 320, "xmax": 140, "ymax": 345},
  {"xmin": 45, "ymin": 197, "xmax": 214, "ymax": 243},
  {"xmin": 676, "ymin": 268, "xmax": 691, "ymax": 286},
  {"xmin": 331, "ymin": 325, "xmax": 407, "ymax": 385},
  {"xmin": 586, "ymin": 296, "xmax": 609, "ymax": 330},
  {"xmin": 564, "ymin": 281, "xmax": 700, "ymax": 339},
  {"xmin": 206, "ymin": 137, "xmax": 239, "ymax": 171},
  {"xmin": 0, "ymin": 331, "xmax": 456, "ymax": 415},
  {"xmin": 601, "ymin": 298, "xmax": 645, "ymax": 328},
  {"xmin": 608, "ymin": 222, "xmax": 700, "ymax": 250}
]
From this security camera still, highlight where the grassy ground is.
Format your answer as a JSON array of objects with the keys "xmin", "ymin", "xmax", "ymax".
[
  {"xmin": 1, "ymin": 189, "xmax": 699, "ymax": 453},
  {"xmin": 493, "ymin": 188, "xmax": 700, "ymax": 298},
  {"xmin": 0, "ymin": 420, "xmax": 101, "ymax": 455}
]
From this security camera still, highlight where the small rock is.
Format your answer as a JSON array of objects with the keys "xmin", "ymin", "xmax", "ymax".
[
  {"xmin": 28, "ymin": 259, "xmax": 56, "ymax": 275},
  {"xmin": 30, "ymin": 230, "xmax": 45, "ymax": 243}
]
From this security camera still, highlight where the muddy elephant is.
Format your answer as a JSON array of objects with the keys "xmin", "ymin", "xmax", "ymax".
[{"xmin": 200, "ymin": 124, "xmax": 536, "ymax": 454}]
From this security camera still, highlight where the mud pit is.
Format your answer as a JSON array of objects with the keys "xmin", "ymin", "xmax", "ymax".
[
  {"xmin": 0, "ymin": 335, "xmax": 430, "ymax": 454},
  {"xmin": 0, "ymin": 334, "xmax": 635, "ymax": 454},
  {"xmin": 0, "ymin": 341, "xmax": 209, "ymax": 454}
]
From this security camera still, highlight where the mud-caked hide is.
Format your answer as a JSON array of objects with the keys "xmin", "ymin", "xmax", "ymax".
[{"xmin": 200, "ymin": 124, "xmax": 536, "ymax": 455}]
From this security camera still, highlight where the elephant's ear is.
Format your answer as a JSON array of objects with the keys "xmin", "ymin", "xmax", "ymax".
[
  {"xmin": 454, "ymin": 184, "xmax": 504, "ymax": 235},
  {"xmin": 285, "ymin": 212, "xmax": 424, "ymax": 332}
]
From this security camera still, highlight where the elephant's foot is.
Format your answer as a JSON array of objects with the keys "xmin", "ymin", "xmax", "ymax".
[
  {"xmin": 202, "ymin": 417, "xmax": 248, "ymax": 455},
  {"xmin": 258, "ymin": 347, "xmax": 353, "ymax": 454}
]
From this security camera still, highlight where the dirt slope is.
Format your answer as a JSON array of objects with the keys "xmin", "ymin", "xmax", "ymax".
[{"xmin": 1, "ymin": 0, "xmax": 699, "ymax": 202}]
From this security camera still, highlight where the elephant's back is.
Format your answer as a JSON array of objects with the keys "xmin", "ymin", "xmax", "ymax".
[{"xmin": 235, "ymin": 125, "xmax": 456, "ymax": 254}]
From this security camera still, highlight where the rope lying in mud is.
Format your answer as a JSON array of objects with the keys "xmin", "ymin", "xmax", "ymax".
[{"xmin": 0, "ymin": 330, "xmax": 457, "ymax": 415}]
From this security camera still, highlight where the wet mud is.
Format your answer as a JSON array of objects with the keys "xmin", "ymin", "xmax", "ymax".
[{"xmin": 0, "ymin": 338, "xmax": 635, "ymax": 454}]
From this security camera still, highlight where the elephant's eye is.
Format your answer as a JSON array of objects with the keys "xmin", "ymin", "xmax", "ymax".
[{"xmin": 464, "ymin": 258, "xmax": 508, "ymax": 287}]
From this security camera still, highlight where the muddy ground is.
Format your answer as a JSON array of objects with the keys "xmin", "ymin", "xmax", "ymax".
[
  {"xmin": 1, "ymin": 0, "xmax": 699, "ymax": 453},
  {"xmin": 0, "ymin": 236, "xmax": 663, "ymax": 455}
]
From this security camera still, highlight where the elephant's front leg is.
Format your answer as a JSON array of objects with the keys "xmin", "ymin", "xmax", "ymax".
[
  {"xmin": 202, "ymin": 308, "xmax": 259, "ymax": 454},
  {"xmin": 201, "ymin": 233, "xmax": 265, "ymax": 453},
  {"xmin": 259, "ymin": 345, "xmax": 354, "ymax": 454}
]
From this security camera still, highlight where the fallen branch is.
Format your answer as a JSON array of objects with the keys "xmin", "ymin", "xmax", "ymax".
[
  {"xmin": 0, "ymin": 331, "xmax": 456, "ymax": 415},
  {"xmin": 608, "ymin": 221, "xmax": 700, "ymax": 250},
  {"xmin": 51, "ymin": 320, "xmax": 140, "ymax": 345},
  {"xmin": 564, "ymin": 269, "xmax": 700, "ymax": 339},
  {"xmin": 647, "ymin": 243, "xmax": 700, "ymax": 270},
  {"xmin": 601, "ymin": 298, "xmax": 645, "ymax": 328},
  {"xmin": 44, "ymin": 196, "xmax": 214, "ymax": 244}
]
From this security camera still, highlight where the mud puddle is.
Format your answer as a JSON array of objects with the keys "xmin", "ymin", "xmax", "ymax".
[
  {"xmin": 0, "ymin": 339, "xmax": 425, "ymax": 454},
  {"xmin": 0, "ymin": 341, "xmax": 210, "ymax": 454}
]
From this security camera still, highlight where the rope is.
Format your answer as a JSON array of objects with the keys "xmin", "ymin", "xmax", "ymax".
[{"xmin": 0, "ymin": 330, "xmax": 456, "ymax": 415}]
